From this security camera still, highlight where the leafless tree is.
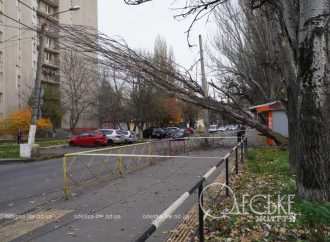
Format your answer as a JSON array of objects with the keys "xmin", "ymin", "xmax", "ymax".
[
  {"xmin": 97, "ymin": 66, "xmax": 127, "ymax": 129},
  {"xmin": 209, "ymin": 2, "xmax": 286, "ymax": 106},
  {"xmin": 60, "ymin": 51, "xmax": 97, "ymax": 131}
]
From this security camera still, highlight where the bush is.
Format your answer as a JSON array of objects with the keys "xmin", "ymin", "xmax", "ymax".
[{"xmin": 0, "ymin": 108, "xmax": 53, "ymax": 136}]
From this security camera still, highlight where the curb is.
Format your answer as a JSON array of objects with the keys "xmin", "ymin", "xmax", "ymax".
[
  {"xmin": 0, "ymin": 154, "xmax": 65, "ymax": 165},
  {"xmin": 0, "ymin": 158, "xmax": 34, "ymax": 164},
  {"xmin": 40, "ymin": 144, "xmax": 68, "ymax": 150}
]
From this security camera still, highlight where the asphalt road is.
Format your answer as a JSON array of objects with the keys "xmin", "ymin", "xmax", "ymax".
[{"xmin": 0, "ymin": 144, "xmax": 233, "ymax": 242}]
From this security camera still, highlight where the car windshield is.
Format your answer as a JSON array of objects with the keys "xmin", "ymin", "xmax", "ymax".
[
  {"xmin": 117, "ymin": 130, "xmax": 128, "ymax": 135},
  {"xmin": 100, "ymin": 130, "xmax": 113, "ymax": 135},
  {"xmin": 80, "ymin": 132, "xmax": 95, "ymax": 136}
]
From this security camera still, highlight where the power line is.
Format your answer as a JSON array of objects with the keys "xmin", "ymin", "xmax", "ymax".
[
  {"xmin": 0, "ymin": 23, "xmax": 30, "ymax": 30},
  {"xmin": 0, "ymin": 12, "xmax": 38, "ymax": 33},
  {"xmin": 17, "ymin": 0, "xmax": 36, "ymax": 12},
  {"xmin": 1, "ymin": 36, "xmax": 35, "ymax": 45}
]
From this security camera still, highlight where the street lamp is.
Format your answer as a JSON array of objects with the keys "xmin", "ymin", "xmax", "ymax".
[
  {"xmin": 22, "ymin": 6, "xmax": 80, "ymax": 158},
  {"xmin": 69, "ymin": 6, "xmax": 81, "ymax": 11}
]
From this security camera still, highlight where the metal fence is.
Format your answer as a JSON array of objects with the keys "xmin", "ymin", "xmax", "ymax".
[
  {"xmin": 62, "ymin": 137, "xmax": 240, "ymax": 200},
  {"xmin": 135, "ymin": 137, "xmax": 248, "ymax": 242}
]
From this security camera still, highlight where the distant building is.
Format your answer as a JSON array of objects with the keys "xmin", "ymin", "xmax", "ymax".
[
  {"xmin": 0, "ymin": 0, "xmax": 98, "ymax": 127},
  {"xmin": 249, "ymin": 101, "xmax": 288, "ymax": 145}
]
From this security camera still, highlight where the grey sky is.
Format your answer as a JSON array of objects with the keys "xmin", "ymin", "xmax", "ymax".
[{"xmin": 97, "ymin": 0, "xmax": 214, "ymax": 68}]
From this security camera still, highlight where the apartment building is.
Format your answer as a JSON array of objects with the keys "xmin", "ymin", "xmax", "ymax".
[{"xmin": 0, "ymin": 0, "xmax": 98, "ymax": 127}]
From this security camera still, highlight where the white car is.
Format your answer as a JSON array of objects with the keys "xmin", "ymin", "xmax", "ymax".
[
  {"xmin": 217, "ymin": 126, "xmax": 227, "ymax": 132},
  {"xmin": 119, "ymin": 130, "xmax": 138, "ymax": 143},
  {"xmin": 98, "ymin": 129, "xmax": 125, "ymax": 144},
  {"xmin": 208, "ymin": 125, "xmax": 218, "ymax": 133}
]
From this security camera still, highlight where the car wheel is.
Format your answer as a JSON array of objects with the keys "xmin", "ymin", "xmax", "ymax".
[
  {"xmin": 69, "ymin": 141, "xmax": 75, "ymax": 146},
  {"xmin": 108, "ymin": 139, "xmax": 114, "ymax": 145}
]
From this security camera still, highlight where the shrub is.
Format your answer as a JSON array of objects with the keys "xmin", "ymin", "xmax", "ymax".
[{"xmin": 0, "ymin": 108, "xmax": 53, "ymax": 136}]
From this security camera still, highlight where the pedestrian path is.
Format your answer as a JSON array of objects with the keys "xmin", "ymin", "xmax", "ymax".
[{"xmin": 6, "ymin": 148, "xmax": 230, "ymax": 242}]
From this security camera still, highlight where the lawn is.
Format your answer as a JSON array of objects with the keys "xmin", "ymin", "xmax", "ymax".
[
  {"xmin": 204, "ymin": 148, "xmax": 330, "ymax": 242},
  {"xmin": 0, "ymin": 144, "xmax": 19, "ymax": 159},
  {"xmin": 0, "ymin": 139, "xmax": 67, "ymax": 159}
]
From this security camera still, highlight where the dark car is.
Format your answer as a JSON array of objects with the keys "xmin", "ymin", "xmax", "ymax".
[
  {"xmin": 152, "ymin": 128, "xmax": 166, "ymax": 139},
  {"xmin": 164, "ymin": 127, "xmax": 180, "ymax": 138},
  {"xmin": 172, "ymin": 129, "xmax": 188, "ymax": 140},
  {"xmin": 69, "ymin": 131, "xmax": 108, "ymax": 147},
  {"xmin": 143, "ymin": 127, "xmax": 155, "ymax": 139}
]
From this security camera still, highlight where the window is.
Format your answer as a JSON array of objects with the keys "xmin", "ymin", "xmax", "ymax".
[
  {"xmin": 45, "ymin": 52, "xmax": 53, "ymax": 63},
  {"xmin": 0, "ymin": 92, "xmax": 3, "ymax": 104}
]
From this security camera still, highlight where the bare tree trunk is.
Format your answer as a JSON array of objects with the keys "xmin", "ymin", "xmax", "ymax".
[{"xmin": 295, "ymin": 0, "xmax": 330, "ymax": 201}]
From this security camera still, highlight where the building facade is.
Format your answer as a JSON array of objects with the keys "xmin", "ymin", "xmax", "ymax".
[{"xmin": 0, "ymin": 0, "xmax": 98, "ymax": 127}]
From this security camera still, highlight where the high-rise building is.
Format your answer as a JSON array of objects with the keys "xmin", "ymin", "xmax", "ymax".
[{"xmin": 0, "ymin": 0, "xmax": 98, "ymax": 126}]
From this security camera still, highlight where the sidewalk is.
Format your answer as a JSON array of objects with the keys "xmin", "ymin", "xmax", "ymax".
[{"xmin": 2, "ymin": 148, "xmax": 231, "ymax": 242}]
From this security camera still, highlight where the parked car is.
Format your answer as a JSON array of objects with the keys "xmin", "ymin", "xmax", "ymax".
[
  {"xmin": 164, "ymin": 127, "xmax": 180, "ymax": 138},
  {"xmin": 227, "ymin": 125, "xmax": 239, "ymax": 131},
  {"xmin": 98, "ymin": 129, "xmax": 125, "ymax": 144},
  {"xmin": 69, "ymin": 131, "xmax": 108, "ymax": 147},
  {"xmin": 143, "ymin": 127, "xmax": 155, "ymax": 139},
  {"xmin": 217, "ymin": 126, "xmax": 227, "ymax": 132},
  {"xmin": 120, "ymin": 130, "xmax": 138, "ymax": 143},
  {"xmin": 152, "ymin": 128, "xmax": 166, "ymax": 139},
  {"xmin": 208, "ymin": 125, "xmax": 218, "ymax": 133},
  {"xmin": 184, "ymin": 127, "xmax": 194, "ymax": 135},
  {"xmin": 172, "ymin": 128, "xmax": 188, "ymax": 140}
]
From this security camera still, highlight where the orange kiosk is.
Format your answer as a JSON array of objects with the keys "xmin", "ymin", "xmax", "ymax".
[{"xmin": 249, "ymin": 101, "xmax": 286, "ymax": 145}]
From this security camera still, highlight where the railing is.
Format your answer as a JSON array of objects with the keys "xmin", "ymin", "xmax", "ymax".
[
  {"xmin": 135, "ymin": 136, "xmax": 248, "ymax": 242},
  {"xmin": 62, "ymin": 137, "xmax": 239, "ymax": 200}
]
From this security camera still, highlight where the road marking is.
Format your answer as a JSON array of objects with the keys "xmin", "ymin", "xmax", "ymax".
[{"xmin": 0, "ymin": 209, "xmax": 72, "ymax": 242}]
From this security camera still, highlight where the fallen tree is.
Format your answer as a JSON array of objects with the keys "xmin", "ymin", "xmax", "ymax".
[
  {"xmin": 122, "ymin": 0, "xmax": 330, "ymax": 201},
  {"xmin": 51, "ymin": 24, "xmax": 288, "ymax": 146}
]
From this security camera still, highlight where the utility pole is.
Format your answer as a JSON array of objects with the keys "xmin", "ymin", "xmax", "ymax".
[
  {"xmin": 28, "ymin": 22, "xmax": 47, "ymax": 145},
  {"xmin": 21, "ymin": 6, "xmax": 81, "ymax": 158},
  {"xmin": 199, "ymin": 34, "xmax": 209, "ymax": 135}
]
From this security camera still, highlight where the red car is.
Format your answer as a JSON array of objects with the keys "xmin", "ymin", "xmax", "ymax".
[{"xmin": 69, "ymin": 131, "xmax": 108, "ymax": 146}]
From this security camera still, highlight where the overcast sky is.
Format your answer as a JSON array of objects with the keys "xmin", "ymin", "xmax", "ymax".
[{"xmin": 97, "ymin": 0, "xmax": 215, "ymax": 68}]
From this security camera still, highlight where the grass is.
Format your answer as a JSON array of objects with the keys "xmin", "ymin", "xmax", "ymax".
[
  {"xmin": 0, "ymin": 144, "xmax": 19, "ymax": 159},
  {"xmin": 38, "ymin": 139, "xmax": 67, "ymax": 147},
  {"xmin": 204, "ymin": 147, "xmax": 330, "ymax": 242},
  {"xmin": 0, "ymin": 139, "xmax": 67, "ymax": 159}
]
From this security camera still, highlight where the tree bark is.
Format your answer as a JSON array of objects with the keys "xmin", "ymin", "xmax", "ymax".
[{"xmin": 295, "ymin": 0, "xmax": 330, "ymax": 201}]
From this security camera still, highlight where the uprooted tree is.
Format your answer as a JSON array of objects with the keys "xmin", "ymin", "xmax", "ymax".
[{"xmin": 50, "ymin": 0, "xmax": 329, "ymax": 201}]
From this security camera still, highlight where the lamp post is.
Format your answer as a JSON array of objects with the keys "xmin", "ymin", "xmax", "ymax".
[
  {"xmin": 22, "ymin": 6, "xmax": 80, "ymax": 158},
  {"xmin": 198, "ymin": 35, "xmax": 209, "ymax": 135}
]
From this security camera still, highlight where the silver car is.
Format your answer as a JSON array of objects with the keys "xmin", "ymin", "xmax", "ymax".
[
  {"xmin": 98, "ymin": 129, "xmax": 125, "ymax": 144},
  {"xmin": 119, "ymin": 130, "xmax": 138, "ymax": 144}
]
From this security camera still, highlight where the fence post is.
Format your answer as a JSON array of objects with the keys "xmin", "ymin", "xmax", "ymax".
[
  {"xmin": 240, "ymin": 141, "xmax": 244, "ymax": 164},
  {"xmin": 183, "ymin": 139, "xmax": 186, "ymax": 153},
  {"xmin": 63, "ymin": 156, "xmax": 70, "ymax": 200},
  {"xmin": 244, "ymin": 137, "xmax": 248, "ymax": 159},
  {"xmin": 198, "ymin": 182, "xmax": 205, "ymax": 242},
  {"xmin": 235, "ymin": 146, "xmax": 238, "ymax": 175},
  {"xmin": 225, "ymin": 157, "xmax": 229, "ymax": 196}
]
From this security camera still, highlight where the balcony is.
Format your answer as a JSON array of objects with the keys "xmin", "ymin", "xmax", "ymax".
[
  {"xmin": 44, "ymin": 47, "xmax": 60, "ymax": 55},
  {"xmin": 41, "ymin": 71, "xmax": 59, "ymax": 85},
  {"xmin": 37, "ymin": 0, "xmax": 60, "ymax": 24},
  {"xmin": 39, "ymin": 0, "xmax": 59, "ymax": 8},
  {"xmin": 43, "ymin": 62, "xmax": 59, "ymax": 70},
  {"xmin": 37, "ymin": 10, "xmax": 59, "ymax": 24}
]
